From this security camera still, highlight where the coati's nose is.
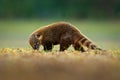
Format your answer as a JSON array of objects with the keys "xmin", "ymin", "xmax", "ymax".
[
  {"xmin": 33, "ymin": 43, "xmax": 40, "ymax": 50},
  {"xmin": 33, "ymin": 45, "xmax": 39, "ymax": 50}
]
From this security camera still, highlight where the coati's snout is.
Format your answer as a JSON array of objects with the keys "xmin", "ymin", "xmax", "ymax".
[
  {"xmin": 32, "ymin": 42, "xmax": 40, "ymax": 50},
  {"xmin": 29, "ymin": 33, "xmax": 43, "ymax": 50},
  {"xmin": 29, "ymin": 38, "xmax": 40, "ymax": 50}
]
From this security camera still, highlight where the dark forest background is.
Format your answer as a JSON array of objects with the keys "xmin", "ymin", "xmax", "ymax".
[{"xmin": 0, "ymin": 0, "xmax": 120, "ymax": 19}]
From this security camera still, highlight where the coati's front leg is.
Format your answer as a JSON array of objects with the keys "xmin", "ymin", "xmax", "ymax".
[
  {"xmin": 73, "ymin": 42, "xmax": 85, "ymax": 52},
  {"xmin": 43, "ymin": 42, "xmax": 52, "ymax": 51}
]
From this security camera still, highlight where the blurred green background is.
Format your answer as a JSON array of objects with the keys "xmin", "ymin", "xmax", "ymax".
[{"xmin": 0, "ymin": 0, "xmax": 120, "ymax": 49}]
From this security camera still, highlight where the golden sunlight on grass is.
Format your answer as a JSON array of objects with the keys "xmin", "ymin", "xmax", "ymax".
[{"xmin": 0, "ymin": 48, "xmax": 120, "ymax": 80}]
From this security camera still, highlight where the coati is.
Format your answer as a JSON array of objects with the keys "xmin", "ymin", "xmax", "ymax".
[{"xmin": 29, "ymin": 22, "xmax": 101, "ymax": 52}]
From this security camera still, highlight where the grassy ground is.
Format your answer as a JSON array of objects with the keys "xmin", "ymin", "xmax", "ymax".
[
  {"xmin": 0, "ymin": 19, "xmax": 120, "ymax": 80},
  {"xmin": 0, "ymin": 48, "xmax": 120, "ymax": 80}
]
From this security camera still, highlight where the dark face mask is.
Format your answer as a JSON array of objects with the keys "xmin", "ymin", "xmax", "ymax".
[{"xmin": 33, "ymin": 42, "xmax": 40, "ymax": 50}]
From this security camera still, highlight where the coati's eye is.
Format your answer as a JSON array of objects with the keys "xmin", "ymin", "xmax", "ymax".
[
  {"xmin": 37, "ymin": 34, "xmax": 40, "ymax": 37},
  {"xmin": 34, "ymin": 33, "xmax": 40, "ymax": 38}
]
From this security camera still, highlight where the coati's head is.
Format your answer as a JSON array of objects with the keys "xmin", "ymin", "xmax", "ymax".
[{"xmin": 29, "ymin": 33, "xmax": 43, "ymax": 50}]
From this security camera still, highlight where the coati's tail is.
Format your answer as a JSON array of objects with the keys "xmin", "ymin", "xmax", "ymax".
[{"xmin": 78, "ymin": 36, "xmax": 102, "ymax": 50}]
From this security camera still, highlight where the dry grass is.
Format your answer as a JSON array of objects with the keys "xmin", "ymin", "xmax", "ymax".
[{"xmin": 0, "ymin": 48, "xmax": 120, "ymax": 80}]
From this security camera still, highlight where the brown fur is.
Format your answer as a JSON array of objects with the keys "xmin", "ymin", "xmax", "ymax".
[{"xmin": 29, "ymin": 22, "xmax": 101, "ymax": 52}]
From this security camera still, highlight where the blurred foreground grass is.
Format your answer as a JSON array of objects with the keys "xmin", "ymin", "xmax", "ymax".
[{"xmin": 0, "ymin": 48, "xmax": 120, "ymax": 80}]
